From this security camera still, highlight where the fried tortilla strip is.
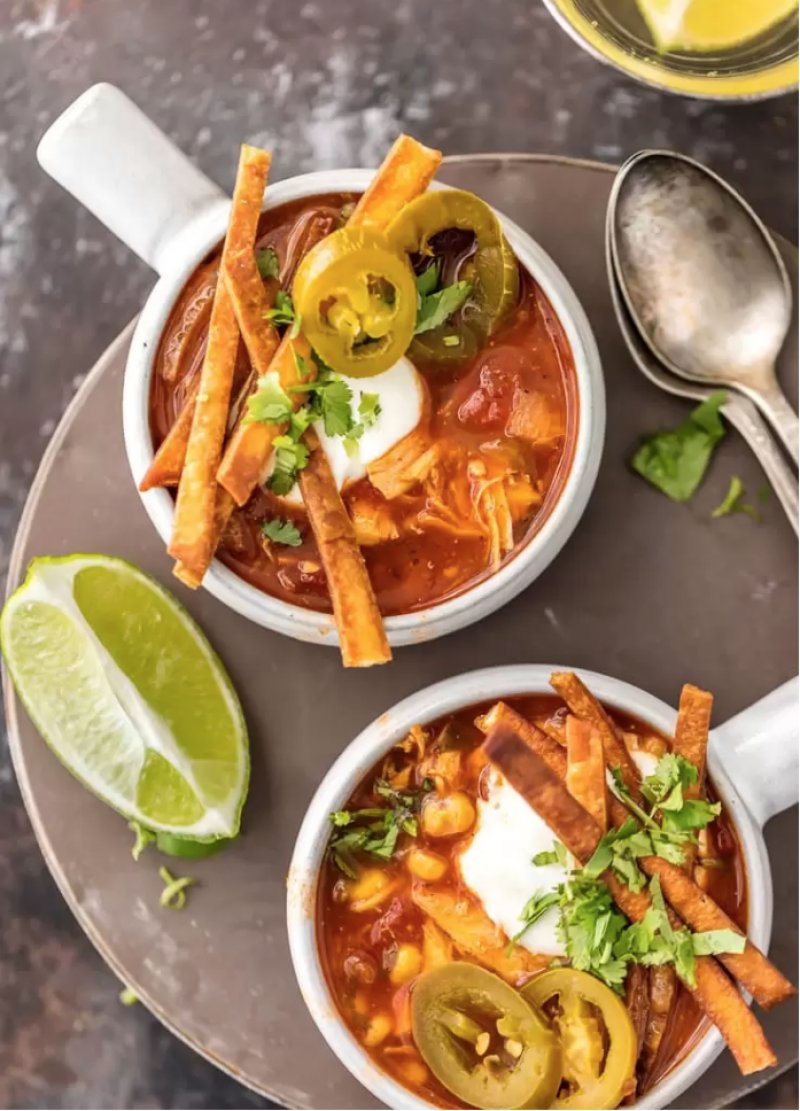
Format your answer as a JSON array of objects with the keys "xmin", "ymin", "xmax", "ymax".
[
  {"xmin": 625, "ymin": 962, "xmax": 650, "ymax": 1060},
  {"xmin": 674, "ymin": 683, "xmax": 713, "ymax": 796},
  {"xmin": 551, "ymin": 671, "xmax": 642, "ymax": 799},
  {"xmin": 168, "ymin": 145, "xmax": 270, "ymax": 576},
  {"xmin": 140, "ymin": 380, "xmax": 199, "ymax": 491},
  {"xmin": 411, "ymin": 883, "xmax": 549, "ymax": 984},
  {"xmin": 172, "ymin": 487, "xmax": 236, "ymax": 588},
  {"xmin": 217, "ymin": 332, "xmax": 313, "ymax": 505},
  {"xmin": 483, "ymin": 725, "xmax": 778, "ymax": 1076},
  {"xmin": 566, "ymin": 715, "xmax": 608, "ymax": 831},
  {"xmin": 298, "ymin": 428, "xmax": 391, "ymax": 667},
  {"xmin": 475, "ymin": 701, "xmax": 567, "ymax": 778},
  {"xmin": 349, "ymin": 134, "xmax": 443, "ymax": 230},
  {"xmin": 641, "ymin": 856, "xmax": 795, "ymax": 1009}
]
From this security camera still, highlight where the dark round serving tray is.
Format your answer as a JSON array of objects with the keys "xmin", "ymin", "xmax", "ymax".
[{"xmin": 3, "ymin": 155, "xmax": 798, "ymax": 1109}]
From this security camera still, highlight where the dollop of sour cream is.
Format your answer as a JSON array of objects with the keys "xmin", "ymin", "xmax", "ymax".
[
  {"xmin": 459, "ymin": 769, "xmax": 571, "ymax": 956},
  {"xmin": 266, "ymin": 355, "xmax": 425, "ymax": 506}
]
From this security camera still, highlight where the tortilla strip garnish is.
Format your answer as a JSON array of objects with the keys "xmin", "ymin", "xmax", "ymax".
[
  {"xmin": 566, "ymin": 715, "xmax": 608, "ymax": 831},
  {"xmin": 217, "ymin": 332, "xmax": 313, "ymax": 506},
  {"xmin": 411, "ymin": 883, "xmax": 549, "ymax": 984},
  {"xmin": 476, "ymin": 701, "xmax": 567, "ymax": 778},
  {"xmin": 139, "ymin": 381, "xmax": 199, "ymax": 491},
  {"xmin": 348, "ymin": 134, "xmax": 443, "ymax": 230},
  {"xmin": 298, "ymin": 428, "xmax": 391, "ymax": 667},
  {"xmin": 674, "ymin": 683, "xmax": 713, "ymax": 794},
  {"xmin": 168, "ymin": 145, "xmax": 270, "ymax": 576},
  {"xmin": 483, "ymin": 725, "xmax": 778, "ymax": 1076},
  {"xmin": 550, "ymin": 671, "xmax": 642, "ymax": 799}
]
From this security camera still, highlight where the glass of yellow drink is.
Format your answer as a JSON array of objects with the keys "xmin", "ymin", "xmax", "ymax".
[{"xmin": 542, "ymin": 0, "xmax": 798, "ymax": 99}]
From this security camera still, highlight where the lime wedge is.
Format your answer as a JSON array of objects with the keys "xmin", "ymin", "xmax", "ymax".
[
  {"xmin": 635, "ymin": 0, "xmax": 796, "ymax": 52},
  {"xmin": 1, "ymin": 555, "xmax": 249, "ymax": 840}
]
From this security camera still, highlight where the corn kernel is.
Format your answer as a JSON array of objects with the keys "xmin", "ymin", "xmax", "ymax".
[
  {"xmin": 363, "ymin": 1012, "xmax": 394, "ymax": 1047},
  {"xmin": 349, "ymin": 868, "xmax": 396, "ymax": 912},
  {"xmin": 389, "ymin": 943, "xmax": 423, "ymax": 985},
  {"xmin": 407, "ymin": 848, "xmax": 448, "ymax": 881},
  {"xmin": 397, "ymin": 1058, "xmax": 429, "ymax": 1087},
  {"xmin": 421, "ymin": 792, "xmax": 476, "ymax": 837}
]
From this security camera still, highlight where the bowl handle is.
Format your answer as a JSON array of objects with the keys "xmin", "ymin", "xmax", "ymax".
[
  {"xmin": 36, "ymin": 83, "xmax": 229, "ymax": 276},
  {"xmin": 710, "ymin": 677, "xmax": 798, "ymax": 827}
]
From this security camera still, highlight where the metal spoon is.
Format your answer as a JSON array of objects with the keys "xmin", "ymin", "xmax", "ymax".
[
  {"xmin": 605, "ymin": 221, "xmax": 799, "ymax": 533},
  {"xmin": 609, "ymin": 150, "xmax": 798, "ymax": 464}
]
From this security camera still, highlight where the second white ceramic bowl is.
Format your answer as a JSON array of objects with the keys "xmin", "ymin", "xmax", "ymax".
[
  {"xmin": 38, "ymin": 84, "xmax": 605, "ymax": 649},
  {"xmin": 287, "ymin": 664, "xmax": 798, "ymax": 1109}
]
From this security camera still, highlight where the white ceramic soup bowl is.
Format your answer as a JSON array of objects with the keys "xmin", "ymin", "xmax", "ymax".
[
  {"xmin": 37, "ymin": 84, "xmax": 605, "ymax": 649},
  {"xmin": 287, "ymin": 664, "xmax": 798, "ymax": 1110}
]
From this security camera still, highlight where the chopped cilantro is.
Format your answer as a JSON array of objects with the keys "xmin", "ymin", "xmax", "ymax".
[
  {"xmin": 262, "ymin": 517, "xmax": 303, "ymax": 547},
  {"xmin": 631, "ymin": 391, "xmax": 727, "ymax": 502},
  {"xmin": 268, "ymin": 435, "xmax": 309, "ymax": 496},
  {"xmin": 255, "ymin": 246, "xmax": 280, "ymax": 280},
  {"xmin": 119, "ymin": 986, "xmax": 139, "ymax": 1006},
  {"xmin": 415, "ymin": 262, "xmax": 440, "ymax": 298},
  {"xmin": 533, "ymin": 840, "xmax": 569, "ymax": 867},
  {"xmin": 712, "ymin": 476, "xmax": 759, "ymax": 520},
  {"xmin": 265, "ymin": 289, "xmax": 302, "ymax": 339},
  {"xmin": 442, "ymin": 334, "xmax": 461, "ymax": 347},
  {"xmin": 328, "ymin": 778, "xmax": 430, "ymax": 877},
  {"xmin": 415, "ymin": 279, "xmax": 473, "ymax": 336},
  {"xmin": 245, "ymin": 372, "xmax": 292, "ymax": 426}
]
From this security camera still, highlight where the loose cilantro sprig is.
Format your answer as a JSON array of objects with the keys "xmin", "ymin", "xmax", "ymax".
[
  {"xmin": 711, "ymin": 475, "xmax": 759, "ymax": 521},
  {"xmin": 631, "ymin": 391, "xmax": 727, "ymax": 502}
]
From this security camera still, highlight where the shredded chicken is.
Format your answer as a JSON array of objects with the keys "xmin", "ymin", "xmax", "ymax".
[
  {"xmin": 349, "ymin": 496, "xmax": 400, "ymax": 546},
  {"xmin": 506, "ymin": 389, "xmax": 565, "ymax": 445}
]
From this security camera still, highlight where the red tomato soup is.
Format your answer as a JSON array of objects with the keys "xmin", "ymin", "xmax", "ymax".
[
  {"xmin": 315, "ymin": 695, "xmax": 747, "ymax": 1109},
  {"xmin": 149, "ymin": 193, "xmax": 578, "ymax": 616}
]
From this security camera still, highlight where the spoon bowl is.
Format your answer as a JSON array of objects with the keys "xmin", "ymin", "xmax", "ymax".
[
  {"xmin": 609, "ymin": 150, "xmax": 798, "ymax": 461},
  {"xmin": 605, "ymin": 219, "xmax": 799, "ymax": 532}
]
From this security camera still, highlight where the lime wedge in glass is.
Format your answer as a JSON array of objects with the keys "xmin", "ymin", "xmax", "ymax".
[
  {"xmin": 1, "ymin": 554, "xmax": 249, "ymax": 840},
  {"xmin": 635, "ymin": 0, "xmax": 797, "ymax": 52}
]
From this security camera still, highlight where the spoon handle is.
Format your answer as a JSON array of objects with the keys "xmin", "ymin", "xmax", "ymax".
[
  {"xmin": 749, "ymin": 376, "xmax": 800, "ymax": 465},
  {"xmin": 723, "ymin": 395, "xmax": 799, "ymax": 534}
]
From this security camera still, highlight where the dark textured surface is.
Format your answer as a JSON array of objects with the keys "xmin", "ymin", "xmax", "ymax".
[{"xmin": 0, "ymin": 1, "xmax": 797, "ymax": 1109}]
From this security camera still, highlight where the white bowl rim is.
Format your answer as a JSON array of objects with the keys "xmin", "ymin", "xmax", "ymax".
[
  {"xmin": 122, "ymin": 169, "xmax": 606, "ymax": 648},
  {"xmin": 286, "ymin": 663, "xmax": 772, "ymax": 1111}
]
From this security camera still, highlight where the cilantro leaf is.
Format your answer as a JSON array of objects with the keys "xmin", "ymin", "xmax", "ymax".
[
  {"xmin": 415, "ymin": 280, "xmax": 473, "ymax": 335},
  {"xmin": 358, "ymin": 392, "xmax": 381, "ymax": 427},
  {"xmin": 261, "ymin": 518, "xmax": 303, "ymax": 547},
  {"xmin": 328, "ymin": 777, "xmax": 430, "ymax": 875},
  {"xmin": 691, "ymin": 929, "xmax": 747, "ymax": 957},
  {"xmin": 416, "ymin": 262, "xmax": 440, "ymax": 298},
  {"xmin": 641, "ymin": 754, "xmax": 697, "ymax": 811},
  {"xmin": 631, "ymin": 391, "xmax": 727, "ymax": 502},
  {"xmin": 268, "ymin": 435, "xmax": 309, "ymax": 495},
  {"xmin": 265, "ymin": 289, "xmax": 302, "ymax": 339},
  {"xmin": 533, "ymin": 841, "xmax": 568, "ymax": 867},
  {"xmin": 712, "ymin": 475, "xmax": 759, "ymax": 521},
  {"xmin": 245, "ymin": 373, "xmax": 292, "ymax": 426},
  {"xmin": 662, "ymin": 798, "xmax": 721, "ymax": 833},
  {"xmin": 255, "ymin": 246, "xmax": 280, "ymax": 280}
]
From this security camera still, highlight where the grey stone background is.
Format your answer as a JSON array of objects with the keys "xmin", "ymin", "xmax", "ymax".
[{"xmin": 0, "ymin": 0, "xmax": 796, "ymax": 1107}]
